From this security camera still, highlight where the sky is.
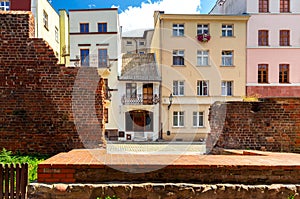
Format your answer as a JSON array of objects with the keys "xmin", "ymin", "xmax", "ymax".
[{"xmin": 50, "ymin": 0, "xmax": 216, "ymax": 35}]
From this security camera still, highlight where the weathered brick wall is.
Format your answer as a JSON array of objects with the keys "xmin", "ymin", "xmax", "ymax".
[
  {"xmin": 0, "ymin": 11, "xmax": 105, "ymax": 155},
  {"xmin": 207, "ymin": 98, "xmax": 300, "ymax": 153},
  {"xmin": 28, "ymin": 183, "xmax": 300, "ymax": 199}
]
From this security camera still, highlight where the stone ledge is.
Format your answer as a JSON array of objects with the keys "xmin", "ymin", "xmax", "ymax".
[{"xmin": 28, "ymin": 183, "xmax": 300, "ymax": 199}]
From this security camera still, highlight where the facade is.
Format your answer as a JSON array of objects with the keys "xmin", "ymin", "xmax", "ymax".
[
  {"xmin": 6, "ymin": 0, "xmax": 64, "ymax": 62},
  {"xmin": 211, "ymin": 0, "xmax": 300, "ymax": 97},
  {"xmin": 69, "ymin": 8, "xmax": 122, "ymax": 139},
  {"xmin": 151, "ymin": 11, "xmax": 249, "ymax": 141},
  {"xmin": 117, "ymin": 54, "xmax": 161, "ymax": 141},
  {"xmin": 59, "ymin": 9, "xmax": 70, "ymax": 65},
  {"xmin": 9, "ymin": 0, "xmax": 62, "ymax": 61},
  {"xmin": 122, "ymin": 29, "xmax": 154, "ymax": 54}
]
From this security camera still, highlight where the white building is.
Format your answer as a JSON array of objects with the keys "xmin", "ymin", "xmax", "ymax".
[
  {"xmin": 122, "ymin": 29, "xmax": 154, "ymax": 55},
  {"xmin": 69, "ymin": 8, "xmax": 122, "ymax": 139},
  {"xmin": 117, "ymin": 53, "xmax": 161, "ymax": 141},
  {"xmin": 5, "ymin": 0, "xmax": 63, "ymax": 62}
]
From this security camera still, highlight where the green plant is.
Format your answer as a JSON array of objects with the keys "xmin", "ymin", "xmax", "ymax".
[
  {"xmin": 288, "ymin": 193, "xmax": 295, "ymax": 199},
  {"xmin": 97, "ymin": 196, "xmax": 120, "ymax": 199},
  {"xmin": 0, "ymin": 148, "xmax": 48, "ymax": 182}
]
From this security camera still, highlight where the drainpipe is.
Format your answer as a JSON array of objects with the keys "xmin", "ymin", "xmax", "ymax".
[{"xmin": 159, "ymin": 15, "xmax": 163, "ymax": 140}]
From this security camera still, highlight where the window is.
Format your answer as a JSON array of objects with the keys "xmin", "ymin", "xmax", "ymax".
[
  {"xmin": 280, "ymin": 30, "xmax": 290, "ymax": 46},
  {"xmin": 193, "ymin": 112, "xmax": 204, "ymax": 127},
  {"xmin": 221, "ymin": 81, "xmax": 233, "ymax": 96},
  {"xmin": 222, "ymin": 25, "xmax": 233, "ymax": 37},
  {"xmin": 104, "ymin": 108, "xmax": 108, "ymax": 123},
  {"xmin": 139, "ymin": 41, "xmax": 145, "ymax": 46},
  {"xmin": 139, "ymin": 51, "xmax": 145, "ymax": 55},
  {"xmin": 98, "ymin": 49, "xmax": 108, "ymax": 68},
  {"xmin": 279, "ymin": 64, "xmax": 289, "ymax": 83},
  {"xmin": 126, "ymin": 41, "xmax": 133, "ymax": 45},
  {"xmin": 258, "ymin": 30, "xmax": 269, "ymax": 46},
  {"xmin": 197, "ymin": 24, "xmax": 209, "ymax": 35},
  {"xmin": 0, "ymin": 1, "xmax": 9, "ymax": 11},
  {"xmin": 43, "ymin": 10, "xmax": 48, "ymax": 30},
  {"xmin": 126, "ymin": 83, "xmax": 137, "ymax": 98},
  {"xmin": 80, "ymin": 23, "xmax": 89, "ymax": 33},
  {"xmin": 80, "ymin": 49, "xmax": 89, "ymax": 66},
  {"xmin": 55, "ymin": 27, "xmax": 59, "ymax": 43},
  {"xmin": 197, "ymin": 50, "xmax": 209, "ymax": 66},
  {"xmin": 173, "ymin": 24, "xmax": 184, "ymax": 36},
  {"xmin": 173, "ymin": 50, "xmax": 184, "ymax": 66},
  {"xmin": 280, "ymin": 0, "xmax": 290, "ymax": 12},
  {"xmin": 221, "ymin": 51, "xmax": 233, "ymax": 66},
  {"xmin": 98, "ymin": 23, "xmax": 107, "ymax": 32},
  {"xmin": 197, "ymin": 81, "xmax": 209, "ymax": 96},
  {"xmin": 173, "ymin": 81, "xmax": 184, "ymax": 96},
  {"xmin": 173, "ymin": 111, "xmax": 184, "ymax": 127},
  {"xmin": 258, "ymin": 64, "xmax": 268, "ymax": 83},
  {"xmin": 259, "ymin": 0, "xmax": 269, "ymax": 13}
]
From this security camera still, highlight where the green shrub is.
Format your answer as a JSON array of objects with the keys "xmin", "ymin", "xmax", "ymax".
[{"xmin": 0, "ymin": 148, "xmax": 49, "ymax": 182}]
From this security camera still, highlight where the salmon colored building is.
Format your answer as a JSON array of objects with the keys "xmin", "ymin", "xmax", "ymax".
[{"xmin": 211, "ymin": 0, "xmax": 300, "ymax": 97}]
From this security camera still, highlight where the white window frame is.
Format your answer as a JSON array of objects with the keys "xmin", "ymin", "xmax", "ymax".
[
  {"xmin": 173, "ymin": 111, "xmax": 184, "ymax": 127},
  {"xmin": 197, "ymin": 50, "xmax": 209, "ymax": 66},
  {"xmin": 221, "ymin": 81, "xmax": 233, "ymax": 96},
  {"xmin": 197, "ymin": 80, "xmax": 209, "ymax": 96},
  {"xmin": 0, "ymin": 1, "xmax": 9, "ymax": 11},
  {"xmin": 173, "ymin": 80, "xmax": 184, "ymax": 96},
  {"xmin": 43, "ymin": 10, "xmax": 48, "ymax": 30},
  {"xmin": 222, "ymin": 51, "xmax": 233, "ymax": 66},
  {"xmin": 173, "ymin": 50, "xmax": 184, "ymax": 66},
  {"xmin": 193, "ymin": 112, "xmax": 204, "ymax": 127},
  {"xmin": 55, "ymin": 27, "xmax": 59, "ymax": 43},
  {"xmin": 126, "ymin": 41, "xmax": 133, "ymax": 45},
  {"xmin": 222, "ymin": 24, "xmax": 233, "ymax": 37},
  {"xmin": 139, "ymin": 41, "xmax": 145, "ymax": 46},
  {"xmin": 173, "ymin": 24, "xmax": 184, "ymax": 36},
  {"xmin": 197, "ymin": 24, "xmax": 209, "ymax": 35}
]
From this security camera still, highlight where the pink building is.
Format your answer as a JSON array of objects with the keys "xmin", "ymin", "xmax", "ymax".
[{"xmin": 211, "ymin": 0, "xmax": 300, "ymax": 97}]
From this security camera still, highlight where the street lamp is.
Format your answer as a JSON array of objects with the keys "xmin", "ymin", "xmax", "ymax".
[
  {"xmin": 168, "ymin": 93, "xmax": 173, "ymax": 110},
  {"xmin": 167, "ymin": 93, "xmax": 173, "ymax": 136}
]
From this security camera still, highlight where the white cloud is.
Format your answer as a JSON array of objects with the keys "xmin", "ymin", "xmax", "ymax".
[{"xmin": 118, "ymin": 0, "xmax": 201, "ymax": 36}]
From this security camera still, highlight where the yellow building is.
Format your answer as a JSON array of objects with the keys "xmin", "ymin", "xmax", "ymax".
[
  {"xmin": 151, "ymin": 11, "xmax": 249, "ymax": 142},
  {"xmin": 59, "ymin": 9, "xmax": 70, "ymax": 65}
]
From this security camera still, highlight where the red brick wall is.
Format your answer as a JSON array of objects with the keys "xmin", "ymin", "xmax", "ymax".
[
  {"xmin": 207, "ymin": 98, "xmax": 300, "ymax": 153},
  {"xmin": 247, "ymin": 86, "xmax": 300, "ymax": 97},
  {"xmin": 0, "ymin": 11, "xmax": 105, "ymax": 155}
]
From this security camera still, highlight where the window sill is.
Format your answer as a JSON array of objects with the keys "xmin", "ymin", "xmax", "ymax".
[
  {"xmin": 220, "ymin": 65, "xmax": 235, "ymax": 67},
  {"xmin": 196, "ymin": 95, "xmax": 209, "ymax": 97},
  {"xmin": 258, "ymin": 82, "xmax": 269, "ymax": 84},
  {"xmin": 192, "ymin": 126, "xmax": 205, "ymax": 129},
  {"xmin": 172, "ymin": 35, "xmax": 186, "ymax": 38},
  {"xmin": 172, "ymin": 65, "xmax": 186, "ymax": 67},
  {"xmin": 220, "ymin": 36, "xmax": 236, "ymax": 38},
  {"xmin": 172, "ymin": 126, "xmax": 185, "ymax": 128},
  {"xmin": 197, "ymin": 65, "xmax": 211, "ymax": 67}
]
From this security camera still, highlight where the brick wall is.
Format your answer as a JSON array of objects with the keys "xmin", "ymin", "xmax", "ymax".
[
  {"xmin": 207, "ymin": 98, "xmax": 300, "ymax": 153},
  {"xmin": 247, "ymin": 86, "xmax": 300, "ymax": 98},
  {"xmin": 0, "ymin": 11, "xmax": 105, "ymax": 155}
]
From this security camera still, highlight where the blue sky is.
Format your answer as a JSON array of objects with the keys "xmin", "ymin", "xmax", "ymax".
[
  {"xmin": 50, "ymin": 0, "xmax": 216, "ymax": 34},
  {"xmin": 51, "ymin": 0, "xmax": 215, "ymax": 13}
]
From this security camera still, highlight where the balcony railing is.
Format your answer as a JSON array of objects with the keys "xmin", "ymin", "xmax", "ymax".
[
  {"xmin": 121, "ymin": 94, "xmax": 159, "ymax": 105},
  {"xmin": 71, "ymin": 54, "xmax": 110, "ymax": 68}
]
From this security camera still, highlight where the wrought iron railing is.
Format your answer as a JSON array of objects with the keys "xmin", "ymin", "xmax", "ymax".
[{"xmin": 121, "ymin": 94, "xmax": 159, "ymax": 105}]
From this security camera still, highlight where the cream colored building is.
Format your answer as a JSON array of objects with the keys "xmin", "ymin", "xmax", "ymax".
[
  {"xmin": 69, "ymin": 8, "xmax": 122, "ymax": 139},
  {"xmin": 122, "ymin": 29, "xmax": 154, "ymax": 54},
  {"xmin": 59, "ymin": 9, "xmax": 70, "ymax": 65},
  {"xmin": 151, "ymin": 11, "xmax": 249, "ymax": 141}
]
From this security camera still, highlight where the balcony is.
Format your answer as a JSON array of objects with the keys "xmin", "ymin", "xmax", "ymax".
[
  {"xmin": 121, "ymin": 94, "xmax": 159, "ymax": 105},
  {"xmin": 70, "ymin": 54, "xmax": 111, "ymax": 69}
]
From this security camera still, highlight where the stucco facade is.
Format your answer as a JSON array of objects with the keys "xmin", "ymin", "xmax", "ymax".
[
  {"xmin": 9, "ymin": 0, "xmax": 62, "ymax": 62},
  {"xmin": 151, "ymin": 12, "xmax": 248, "ymax": 141},
  {"xmin": 69, "ymin": 8, "xmax": 122, "ymax": 137},
  {"xmin": 122, "ymin": 29, "xmax": 154, "ymax": 54},
  {"xmin": 211, "ymin": 0, "xmax": 300, "ymax": 97}
]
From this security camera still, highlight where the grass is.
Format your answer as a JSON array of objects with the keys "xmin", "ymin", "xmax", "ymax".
[{"xmin": 0, "ymin": 148, "xmax": 49, "ymax": 182}]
